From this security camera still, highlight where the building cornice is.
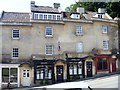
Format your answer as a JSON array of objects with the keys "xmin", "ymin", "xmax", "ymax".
[
  {"xmin": 30, "ymin": 20, "xmax": 65, "ymax": 25},
  {"xmin": 63, "ymin": 18, "xmax": 93, "ymax": 24},
  {"xmin": 0, "ymin": 22, "xmax": 32, "ymax": 26}
]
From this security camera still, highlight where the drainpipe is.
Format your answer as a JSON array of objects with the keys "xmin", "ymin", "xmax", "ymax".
[
  {"xmin": 118, "ymin": 18, "xmax": 120, "ymax": 71},
  {"xmin": 0, "ymin": 66, "xmax": 1, "ymax": 89}
]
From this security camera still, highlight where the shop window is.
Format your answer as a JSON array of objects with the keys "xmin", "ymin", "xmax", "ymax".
[
  {"xmin": 2, "ymin": 68, "xmax": 17, "ymax": 83},
  {"xmin": 36, "ymin": 65, "xmax": 52, "ymax": 80},
  {"xmin": 2, "ymin": 68, "xmax": 9, "ymax": 82},
  {"xmin": 69, "ymin": 64, "xmax": 77, "ymax": 75},
  {"xmin": 98, "ymin": 58, "xmax": 108, "ymax": 70}
]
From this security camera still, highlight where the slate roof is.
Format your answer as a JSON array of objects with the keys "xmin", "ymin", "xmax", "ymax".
[
  {"xmin": 1, "ymin": 11, "xmax": 30, "ymax": 23},
  {"xmin": 31, "ymin": 5, "xmax": 59, "ymax": 13},
  {"xmin": 83, "ymin": 11, "xmax": 112, "ymax": 20}
]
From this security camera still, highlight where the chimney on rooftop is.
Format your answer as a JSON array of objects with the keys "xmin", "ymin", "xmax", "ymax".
[
  {"xmin": 53, "ymin": 3, "xmax": 60, "ymax": 9},
  {"xmin": 98, "ymin": 8, "xmax": 106, "ymax": 14},
  {"xmin": 77, "ymin": 7, "xmax": 85, "ymax": 14},
  {"xmin": 31, "ymin": 1, "xmax": 35, "ymax": 7}
]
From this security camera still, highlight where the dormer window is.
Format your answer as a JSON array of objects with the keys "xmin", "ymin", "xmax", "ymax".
[
  {"xmin": 39, "ymin": 14, "xmax": 43, "ymax": 19},
  {"xmin": 98, "ymin": 14, "xmax": 102, "ymax": 18},
  {"xmin": 48, "ymin": 15, "xmax": 52, "ymax": 20},
  {"xmin": 34, "ymin": 13, "xmax": 38, "ymax": 19},
  {"xmin": 53, "ymin": 15, "xmax": 56, "ymax": 20},
  {"xmin": 57, "ymin": 15, "xmax": 61, "ymax": 20},
  {"xmin": 44, "ymin": 15, "xmax": 47, "ymax": 20},
  {"xmin": 33, "ymin": 13, "xmax": 62, "ymax": 20}
]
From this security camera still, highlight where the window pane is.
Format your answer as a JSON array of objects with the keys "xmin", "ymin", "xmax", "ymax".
[
  {"xmin": 39, "ymin": 14, "xmax": 43, "ymax": 19},
  {"xmin": 46, "ymin": 27, "xmax": 53, "ymax": 36},
  {"xmin": 74, "ymin": 65, "xmax": 77, "ymax": 74},
  {"xmin": 76, "ymin": 26, "xmax": 83, "ymax": 35},
  {"xmin": 13, "ymin": 30, "xmax": 19, "ymax": 38},
  {"xmin": 98, "ymin": 58, "xmax": 102, "ymax": 70},
  {"xmin": 44, "ymin": 15, "xmax": 47, "ymax": 20},
  {"xmin": 10, "ymin": 68, "xmax": 17, "ymax": 82},
  {"xmin": 76, "ymin": 42, "xmax": 83, "ymax": 52},
  {"xmin": 2, "ymin": 68, "xmax": 9, "ymax": 82},
  {"xmin": 46, "ymin": 45, "xmax": 53, "ymax": 55},
  {"xmin": 69, "ymin": 64, "xmax": 73, "ymax": 75},
  {"xmin": 12, "ymin": 48, "xmax": 19, "ymax": 58},
  {"xmin": 102, "ymin": 26, "xmax": 108, "ymax": 33},
  {"xmin": 78, "ymin": 64, "xmax": 82, "ymax": 74},
  {"xmin": 103, "ymin": 58, "xmax": 108, "ymax": 70},
  {"xmin": 103, "ymin": 41, "xmax": 109, "ymax": 50}
]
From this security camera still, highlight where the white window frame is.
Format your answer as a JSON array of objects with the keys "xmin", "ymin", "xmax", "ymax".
[
  {"xmin": 53, "ymin": 15, "xmax": 56, "ymax": 20},
  {"xmin": 45, "ymin": 27, "xmax": 53, "ymax": 37},
  {"xmin": 12, "ymin": 48, "xmax": 19, "ymax": 59},
  {"xmin": 103, "ymin": 41, "xmax": 109, "ymax": 50},
  {"xmin": 76, "ymin": 26, "xmax": 83, "ymax": 36},
  {"xmin": 44, "ymin": 15, "xmax": 47, "ymax": 20},
  {"xmin": 98, "ymin": 14, "xmax": 102, "ymax": 18},
  {"xmin": 102, "ymin": 25, "xmax": 108, "ymax": 33},
  {"xmin": 45, "ymin": 45, "xmax": 53, "ymax": 55},
  {"xmin": 57, "ymin": 15, "xmax": 61, "ymax": 20},
  {"xmin": 34, "ymin": 13, "xmax": 39, "ymax": 19},
  {"xmin": 39, "ymin": 14, "xmax": 43, "ymax": 20},
  {"xmin": 48, "ymin": 15, "xmax": 52, "ymax": 20},
  {"xmin": 76, "ymin": 42, "xmax": 83, "ymax": 53},
  {"xmin": 12, "ymin": 29, "xmax": 20, "ymax": 39}
]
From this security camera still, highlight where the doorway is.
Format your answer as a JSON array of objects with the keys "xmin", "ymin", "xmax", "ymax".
[
  {"xmin": 86, "ymin": 62, "xmax": 92, "ymax": 77},
  {"xmin": 22, "ymin": 69, "xmax": 30, "ymax": 86},
  {"xmin": 56, "ymin": 65, "xmax": 63, "ymax": 82},
  {"xmin": 112, "ymin": 59, "xmax": 116, "ymax": 72}
]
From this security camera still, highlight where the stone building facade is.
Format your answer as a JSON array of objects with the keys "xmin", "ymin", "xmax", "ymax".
[{"xmin": 0, "ymin": 1, "xmax": 118, "ymax": 88}]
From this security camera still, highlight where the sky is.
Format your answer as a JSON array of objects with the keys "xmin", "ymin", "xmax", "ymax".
[{"xmin": 0, "ymin": 0, "xmax": 76, "ymax": 13}]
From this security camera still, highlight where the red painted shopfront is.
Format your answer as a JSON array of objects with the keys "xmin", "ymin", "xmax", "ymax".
[{"xmin": 95, "ymin": 54, "xmax": 111, "ymax": 73}]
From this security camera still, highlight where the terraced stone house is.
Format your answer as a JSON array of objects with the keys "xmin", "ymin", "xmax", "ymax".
[{"xmin": 0, "ymin": 1, "xmax": 118, "ymax": 88}]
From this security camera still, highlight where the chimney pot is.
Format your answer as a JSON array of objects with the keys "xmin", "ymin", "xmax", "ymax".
[
  {"xmin": 31, "ymin": 1, "xmax": 35, "ymax": 7},
  {"xmin": 53, "ymin": 3, "xmax": 60, "ymax": 9}
]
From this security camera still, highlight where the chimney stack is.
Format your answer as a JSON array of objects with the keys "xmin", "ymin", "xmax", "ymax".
[
  {"xmin": 53, "ymin": 3, "xmax": 60, "ymax": 9},
  {"xmin": 31, "ymin": 1, "xmax": 35, "ymax": 7},
  {"xmin": 77, "ymin": 7, "xmax": 85, "ymax": 14},
  {"xmin": 98, "ymin": 8, "xmax": 106, "ymax": 14}
]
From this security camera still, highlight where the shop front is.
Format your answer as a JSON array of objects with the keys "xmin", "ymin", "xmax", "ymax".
[
  {"xmin": 66, "ymin": 57, "xmax": 85, "ymax": 81},
  {"xmin": 0, "ymin": 63, "xmax": 20, "ymax": 88},
  {"xmin": 33, "ymin": 59, "xmax": 55, "ymax": 85},
  {"xmin": 95, "ymin": 54, "xmax": 111, "ymax": 74}
]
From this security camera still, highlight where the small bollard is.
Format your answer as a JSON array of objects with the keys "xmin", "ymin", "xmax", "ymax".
[{"xmin": 7, "ymin": 82, "xmax": 11, "ymax": 89}]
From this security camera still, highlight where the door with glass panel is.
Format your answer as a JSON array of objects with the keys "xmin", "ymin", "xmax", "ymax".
[
  {"xmin": 56, "ymin": 65, "xmax": 63, "ymax": 82},
  {"xmin": 22, "ymin": 69, "xmax": 30, "ymax": 86}
]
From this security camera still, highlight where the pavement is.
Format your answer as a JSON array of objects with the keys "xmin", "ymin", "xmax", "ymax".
[{"xmin": 3, "ymin": 71, "xmax": 120, "ymax": 90}]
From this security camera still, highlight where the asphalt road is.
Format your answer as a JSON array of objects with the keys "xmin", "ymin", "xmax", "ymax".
[{"xmin": 84, "ymin": 74, "xmax": 119, "ymax": 88}]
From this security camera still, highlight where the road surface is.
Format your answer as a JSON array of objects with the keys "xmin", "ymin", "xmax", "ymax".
[{"xmin": 84, "ymin": 74, "xmax": 119, "ymax": 88}]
